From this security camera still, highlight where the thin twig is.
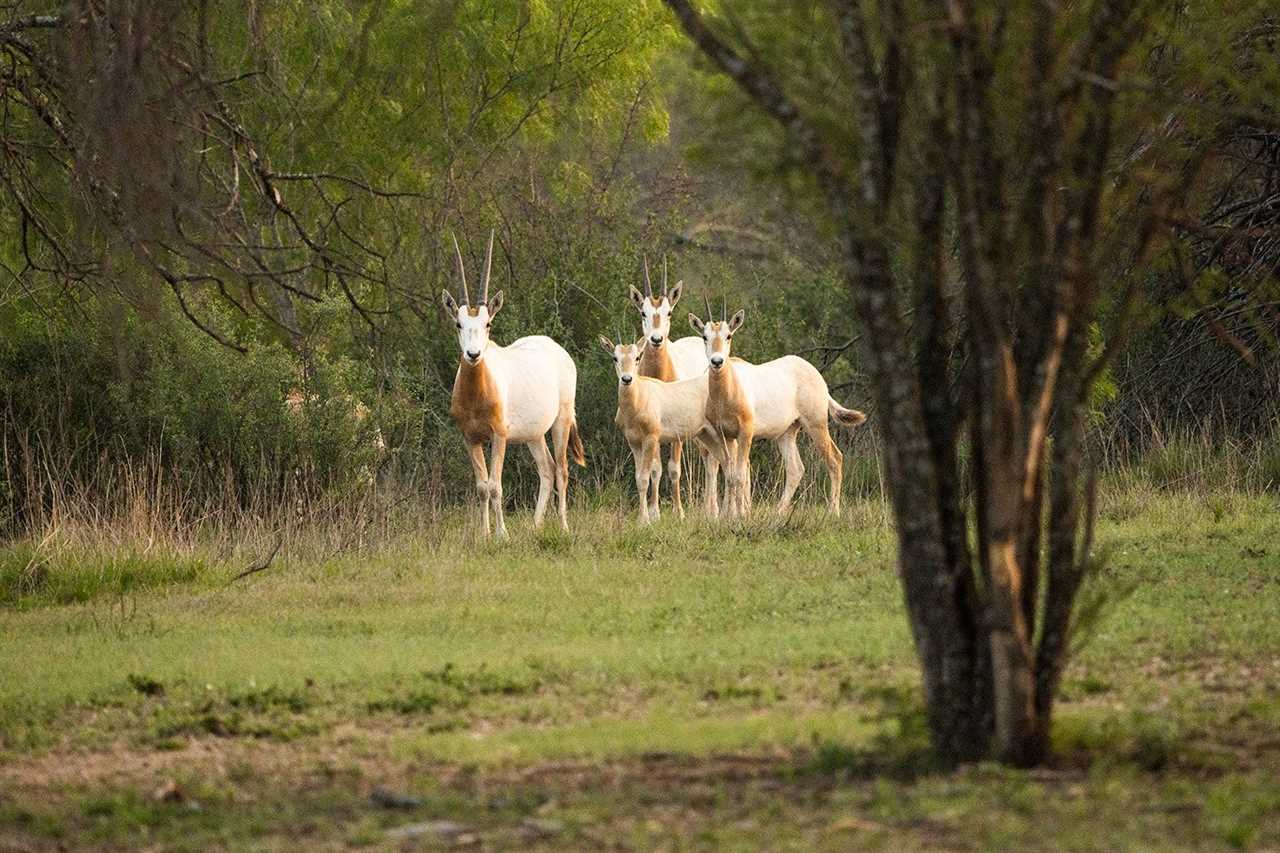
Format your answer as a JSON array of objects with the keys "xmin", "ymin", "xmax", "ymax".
[{"xmin": 231, "ymin": 534, "xmax": 282, "ymax": 582}]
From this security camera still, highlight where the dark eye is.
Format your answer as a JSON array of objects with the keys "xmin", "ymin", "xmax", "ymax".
[
  {"xmin": 727, "ymin": 334, "xmax": 733, "ymax": 340},
  {"xmin": 486, "ymin": 323, "xmax": 491, "ymax": 330},
  {"xmin": 456, "ymin": 322, "xmax": 462, "ymax": 329}
]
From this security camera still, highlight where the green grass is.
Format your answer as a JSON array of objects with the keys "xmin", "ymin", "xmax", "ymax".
[
  {"xmin": 1, "ymin": 493, "xmax": 1278, "ymax": 850},
  {"xmin": 0, "ymin": 544, "xmax": 205, "ymax": 609}
]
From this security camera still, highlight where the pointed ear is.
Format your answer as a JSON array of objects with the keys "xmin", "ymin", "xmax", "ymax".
[
  {"xmin": 728, "ymin": 309, "xmax": 745, "ymax": 332},
  {"xmin": 688, "ymin": 313, "xmax": 705, "ymax": 334},
  {"xmin": 634, "ymin": 336, "xmax": 648, "ymax": 352},
  {"xmin": 440, "ymin": 290, "xmax": 458, "ymax": 318},
  {"xmin": 629, "ymin": 285, "xmax": 646, "ymax": 309},
  {"xmin": 598, "ymin": 334, "xmax": 615, "ymax": 355},
  {"xmin": 487, "ymin": 290, "xmax": 504, "ymax": 318},
  {"xmin": 668, "ymin": 281, "xmax": 683, "ymax": 307}
]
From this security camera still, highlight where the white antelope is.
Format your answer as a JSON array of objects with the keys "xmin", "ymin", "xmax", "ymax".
[
  {"xmin": 689, "ymin": 300, "xmax": 866, "ymax": 517},
  {"xmin": 440, "ymin": 231, "xmax": 585, "ymax": 539},
  {"xmin": 600, "ymin": 335, "xmax": 725, "ymax": 524},
  {"xmin": 629, "ymin": 256, "xmax": 719, "ymax": 516}
]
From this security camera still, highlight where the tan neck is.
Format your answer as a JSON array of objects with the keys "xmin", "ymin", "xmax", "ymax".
[
  {"xmin": 639, "ymin": 341, "xmax": 677, "ymax": 382},
  {"xmin": 454, "ymin": 357, "xmax": 495, "ymax": 406},
  {"xmin": 617, "ymin": 378, "xmax": 647, "ymax": 415},
  {"xmin": 707, "ymin": 360, "xmax": 744, "ymax": 407}
]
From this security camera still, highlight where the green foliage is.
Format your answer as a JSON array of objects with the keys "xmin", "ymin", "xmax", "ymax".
[{"xmin": 0, "ymin": 544, "xmax": 203, "ymax": 609}]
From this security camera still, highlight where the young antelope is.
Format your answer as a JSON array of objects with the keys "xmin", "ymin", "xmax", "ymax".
[
  {"xmin": 690, "ymin": 303, "xmax": 866, "ymax": 517},
  {"xmin": 601, "ymin": 335, "xmax": 725, "ymax": 524},
  {"xmin": 628, "ymin": 255, "xmax": 719, "ymax": 516}
]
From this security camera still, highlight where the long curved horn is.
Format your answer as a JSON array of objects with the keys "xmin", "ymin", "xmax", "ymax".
[
  {"xmin": 481, "ymin": 229, "xmax": 495, "ymax": 305},
  {"xmin": 451, "ymin": 232, "xmax": 470, "ymax": 305},
  {"xmin": 703, "ymin": 292, "xmax": 712, "ymax": 322},
  {"xmin": 722, "ymin": 295, "xmax": 727, "ymax": 322},
  {"xmin": 662, "ymin": 255, "xmax": 669, "ymax": 296},
  {"xmin": 642, "ymin": 255, "xmax": 653, "ymax": 297}
]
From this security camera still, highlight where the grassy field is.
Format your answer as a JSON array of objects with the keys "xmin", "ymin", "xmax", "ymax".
[{"xmin": 1, "ymin": 488, "xmax": 1278, "ymax": 851}]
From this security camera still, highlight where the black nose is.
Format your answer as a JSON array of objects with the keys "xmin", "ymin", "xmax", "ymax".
[
  {"xmin": 466, "ymin": 350, "xmax": 480, "ymax": 360},
  {"xmin": 710, "ymin": 355, "xmax": 724, "ymax": 366},
  {"xmin": 650, "ymin": 335, "xmax": 663, "ymax": 345},
  {"xmin": 621, "ymin": 376, "xmax": 633, "ymax": 385}
]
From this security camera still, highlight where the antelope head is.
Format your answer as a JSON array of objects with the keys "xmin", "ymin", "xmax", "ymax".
[
  {"xmin": 598, "ymin": 335, "xmax": 647, "ymax": 387},
  {"xmin": 688, "ymin": 297, "xmax": 744, "ymax": 372},
  {"xmin": 440, "ymin": 230, "xmax": 504, "ymax": 365},
  {"xmin": 629, "ymin": 255, "xmax": 683, "ymax": 348}
]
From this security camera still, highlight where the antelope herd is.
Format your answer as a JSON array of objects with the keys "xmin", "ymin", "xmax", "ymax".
[{"xmin": 442, "ymin": 232, "xmax": 866, "ymax": 539}]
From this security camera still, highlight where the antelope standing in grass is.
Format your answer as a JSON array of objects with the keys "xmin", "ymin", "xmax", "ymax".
[
  {"xmin": 441, "ymin": 231, "xmax": 585, "ymax": 539},
  {"xmin": 600, "ymin": 335, "xmax": 725, "ymax": 524},
  {"xmin": 690, "ymin": 300, "xmax": 866, "ymax": 517},
  {"xmin": 629, "ymin": 256, "xmax": 719, "ymax": 516}
]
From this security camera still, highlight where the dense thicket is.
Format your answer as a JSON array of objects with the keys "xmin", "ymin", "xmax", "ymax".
[
  {"xmin": 0, "ymin": 1, "xmax": 872, "ymax": 529},
  {"xmin": 0, "ymin": 6, "xmax": 1276, "ymax": 567}
]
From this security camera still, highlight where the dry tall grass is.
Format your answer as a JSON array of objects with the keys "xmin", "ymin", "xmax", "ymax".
[{"xmin": 2, "ymin": 409, "xmax": 1275, "ymax": 594}]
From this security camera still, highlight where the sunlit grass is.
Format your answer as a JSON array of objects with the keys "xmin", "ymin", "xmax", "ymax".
[{"xmin": 1, "ymin": 490, "xmax": 1277, "ymax": 849}]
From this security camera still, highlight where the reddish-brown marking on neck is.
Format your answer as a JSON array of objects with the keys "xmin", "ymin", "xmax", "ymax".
[
  {"xmin": 705, "ymin": 361, "xmax": 750, "ymax": 440},
  {"xmin": 450, "ymin": 359, "xmax": 505, "ymax": 444},
  {"xmin": 615, "ymin": 380, "xmax": 659, "ymax": 445},
  {"xmin": 639, "ymin": 340, "xmax": 677, "ymax": 382}
]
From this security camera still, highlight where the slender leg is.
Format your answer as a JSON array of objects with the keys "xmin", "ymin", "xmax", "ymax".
[
  {"xmin": 720, "ymin": 438, "xmax": 742, "ymax": 519},
  {"xmin": 704, "ymin": 451, "xmax": 719, "ymax": 518},
  {"xmin": 631, "ymin": 441, "xmax": 650, "ymax": 523},
  {"xmin": 488, "ymin": 434, "xmax": 509, "ymax": 540},
  {"xmin": 551, "ymin": 416, "xmax": 570, "ymax": 531},
  {"xmin": 812, "ymin": 425, "xmax": 844, "ymax": 516},
  {"xmin": 707, "ymin": 429, "xmax": 735, "ymax": 519},
  {"xmin": 668, "ymin": 440, "xmax": 685, "ymax": 519},
  {"xmin": 736, "ymin": 430, "xmax": 755, "ymax": 517},
  {"xmin": 776, "ymin": 424, "xmax": 805, "ymax": 514},
  {"xmin": 647, "ymin": 438, "xmax": 662, "ymax": 521},
  {"xmin": 528, "ymin": 437, "xmax": 555, "ymax": 529},
  {"xmin": 467, "ymin": 442, "xmax": 491, "ymax": 538},
  {"xmin": 694, "ymin": 432, "xmax": 722, "ymax": 519},
  {"xmin": 706, "ymin": 446, "xmax": 720, "ymax": 518}
]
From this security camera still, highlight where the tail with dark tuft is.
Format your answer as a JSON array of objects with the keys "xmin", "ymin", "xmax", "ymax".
[
  {"xmin": 828, "ymin": 396, "xmax": 867, "ymax": 427},
  {"xmin": 569, "ymin": 420, "xmax": 586, "ymax": 467}
]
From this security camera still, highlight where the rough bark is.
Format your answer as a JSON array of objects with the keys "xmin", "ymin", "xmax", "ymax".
[{"xmin": 663, "ymin": 0, "xmax": 1152, "ymax": 767}]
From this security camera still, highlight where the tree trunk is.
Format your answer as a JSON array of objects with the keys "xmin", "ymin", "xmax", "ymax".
[
  {"xmin": 842, "ymin": 235, "xmax": 992, "ymax": 765},
  {"xmin": 661, "ymin": 0, "xmax": 1129, "ymax": 768}
]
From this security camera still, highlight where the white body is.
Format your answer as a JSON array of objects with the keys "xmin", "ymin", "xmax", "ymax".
[
  {"xmin": 465, "ymin": 336, "xmax": 578, "ymax": 441},
  {"xmin": 693, "ymin": 310, "xmax": 866, "ymax": 517},
  {"xmin": 442, "ymin": 232, "xmax": 583, "ymax": 539},
  {"xmin": 667, "ymin": 337, "xmax": 710, "ymax": 379},
  {"xmin": 725, "ymin": 355, "xmax": 842, "ymax": 439}
]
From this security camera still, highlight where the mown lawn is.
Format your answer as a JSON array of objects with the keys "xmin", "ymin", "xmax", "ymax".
[{"xmin": 1, "ymin": 491, "xmax": 1278, "ymax": 851}]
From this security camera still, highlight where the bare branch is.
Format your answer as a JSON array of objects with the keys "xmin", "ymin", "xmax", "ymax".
[
  {"xmin": 231, "ymin": 535, "xmax": 283, "ymax": 582},
  {"xmin": 663, "ymin": 0, "xmax": 840, "ymax": 190}
]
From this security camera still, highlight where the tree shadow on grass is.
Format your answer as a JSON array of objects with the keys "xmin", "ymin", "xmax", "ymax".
[{"xmin": 798, "ymin": 684, "xmax": 940, "ymax": 783}]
